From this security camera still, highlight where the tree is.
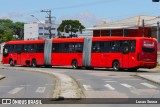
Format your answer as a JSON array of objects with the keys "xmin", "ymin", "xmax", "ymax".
[
  {"xmin": 0, "ymin": 19, "xmax": 24, "ymax": 43},
  {"xmin": 13, "ymin": 22, "xmax": 24, "ymax": 39},
  {"xmin": 57, "ymin": 20, "xmax": 85, "ymax": 37}
]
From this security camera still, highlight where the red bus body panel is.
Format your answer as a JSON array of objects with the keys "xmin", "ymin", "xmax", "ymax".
[
  {"xmin": 2, "ymin": 37, "xmax": 157, "ymax": 69},
  {"xmin": 2, "ymin": 40, "xmax": 45, "ymax": 66}
]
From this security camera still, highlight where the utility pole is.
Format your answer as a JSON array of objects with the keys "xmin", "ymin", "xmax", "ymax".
[
  {"xmin": 157, "ymin": 21, "xmax": 159, "ymax": 43},
  {"xmin": 142, "ymin": 19, "xmax": 145, "ymax": 37},
  {"xmin": 41, "ymin": 10, "xmax": 53, "ymax": 39}
]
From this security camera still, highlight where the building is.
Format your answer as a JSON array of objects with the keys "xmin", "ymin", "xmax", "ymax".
[
  {"xmin": 24, "ymin": 20, "xmax": 59, "ymax": 40},
  {"xmin": 86, "ymin": 15, "xmax": 160, "ymax": 42}
]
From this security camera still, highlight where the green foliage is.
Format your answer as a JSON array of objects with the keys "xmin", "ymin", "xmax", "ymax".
[
  {"xmin": 0, "ymin": 19, "xmax": 24, "ymax": 43},
  {"xmin": 57, "ymin": 20, "xmax": 85, "ymax": 36}
]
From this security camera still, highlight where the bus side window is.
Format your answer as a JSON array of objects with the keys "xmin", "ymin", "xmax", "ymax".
[
  {"xmin": 37, "ymin": 44, "xmax": 44, "ymax": 53},
  {"xmin": 16, "ymin": 45, "xmax": 23, "ymax": 54},
  {"xmin": 9, "ymin": 45, "xmax": 15, "ymax": 53},
  {"xmin": 111, "ymin": 41, "xmax": 120, "ymax": 52},
  {"xmin": 75, "ymin": 43, "xmax": 83, "ymax": 53},
  {"xmin": 102, "ymin": 41, "xmax": 110, "ymax": 52},
  {"xmin": 28, "ymin": 44, "xmax": 35, "ymax": 52},
  {"xmin": 121, "ymin": 41, "xmax": 130, "ymax": 54},
  {"xmin": 24, "ymin": 45, "xmax": 28, "ymax": 52},
  {"xmin": 69, "ymin": 43, "xmax": 75, "ymax": 52},
  {"xmin": 92, "ymin": 42, "xmax": 100, "ymax": 52},
  {"xmin": 59, "ymin": 43, "xmax": 69, "ymax": 53},
  {"xmin": 52, "ymin": 43, "xmax": 59, "ymax": 52}
]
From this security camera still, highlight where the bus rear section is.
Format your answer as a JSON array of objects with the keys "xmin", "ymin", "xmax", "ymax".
[{"xmin": 137, "ymin": 38, "xmax": 157, "ymax": 68}]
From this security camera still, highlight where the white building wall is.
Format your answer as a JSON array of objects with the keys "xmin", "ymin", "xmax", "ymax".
[
  {"xmin": 24, "ymin": 23, "xmax": 39, "ymax": 40},
  {"xmin": 24, "ymin": 21, "xmax": 58, "ymax": 40}
]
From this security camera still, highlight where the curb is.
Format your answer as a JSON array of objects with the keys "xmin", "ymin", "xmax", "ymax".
[
  {"xmin": 134, "ymin": 74, "xmax": 160, "ymax": 85},
  {"xmin": 0, "ymin": 75, "xmax": 5, "ymax": 80},
  {"xmin": 0, "ymin": 65, "xmax": 84, "ymax": 98}
]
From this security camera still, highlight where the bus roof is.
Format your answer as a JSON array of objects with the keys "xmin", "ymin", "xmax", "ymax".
[
  {"xmin": 5, "ymin": 40, "xmax": 45, "ymax": 44},
  {"xmin": 5, "ymin": 37, "xmax": 156, "ymax": 44}
]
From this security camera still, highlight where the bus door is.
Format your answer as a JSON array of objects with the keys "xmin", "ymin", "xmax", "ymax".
[
  {"xmin": 100, "ymin": 41, "xmax": 110, "ymax": 67},
  {"xmin": 16, "ymin": 45, "xmax": 23, "ymax": 65},
  {"xmin": 91, "ymin": 42, "xmax": 103, "ymax": 67},
  {"xmin": 121, "ymin": 41, "xmax": 130, "ymax": 68}
]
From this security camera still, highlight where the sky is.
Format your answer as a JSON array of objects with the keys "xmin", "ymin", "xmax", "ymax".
[{"xmin": 0, "ymin": 0, "xmax": 160, "ymax": 26}]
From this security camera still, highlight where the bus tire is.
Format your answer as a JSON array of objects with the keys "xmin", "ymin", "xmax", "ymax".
[
  {"xmin": 72, "ymin": 60, "xmax": 78, "ymax": 69},
  {"xmin": 9, "ymin": 59, "xmax": 14, "ymax": 67},
  {"xmin": 112, "ymin": 60, "xmax": 120, "ymax": 71},
  {"xmin": 32, "ymin": 59, "xmax": 37, "ymax": 67}
]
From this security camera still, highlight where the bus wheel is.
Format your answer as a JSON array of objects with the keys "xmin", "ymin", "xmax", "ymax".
[
  {"xmin": 72, "ymin": 60, "xmax": 78, "ymax": 69},
  {"xmin": 32, "ymin": 59, "xmax": 37, "ymax": 67},
  {"xmin": 9, "ymin": 59, "xmax": 14, "ymax": 67},
  {"xmin": 112, "ymin": 61, "xmax": 120, "ymax": 71}
]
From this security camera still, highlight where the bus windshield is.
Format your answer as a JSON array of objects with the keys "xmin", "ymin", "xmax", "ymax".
[
  {"xmin": 142, "ymin": 40, "xmax": 155, "ymax": 53},
  {"xmin": 142, "ymin": 47, "xmax": 155, "ymax": 53}
]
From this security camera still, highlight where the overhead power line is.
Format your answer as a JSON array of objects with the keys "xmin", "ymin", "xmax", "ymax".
[
  {"xmin": 0, "ymin": 0, "xmax": 120, "ymax": 19},
  {"xmin": 52, "ymin": 0, "xmax": 119, "ymax": 10}
]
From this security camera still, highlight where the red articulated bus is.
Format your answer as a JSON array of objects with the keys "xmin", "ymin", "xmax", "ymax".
[{"xmin": 2, "ymin": 37, "xmax": 157, "ymax": 71}]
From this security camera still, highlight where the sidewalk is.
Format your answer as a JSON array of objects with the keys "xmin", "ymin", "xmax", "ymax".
[{"xmin": 136, "ymin": 74, "xmax": 160, "ymax": 84}]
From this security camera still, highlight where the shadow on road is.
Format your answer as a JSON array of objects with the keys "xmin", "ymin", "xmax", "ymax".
[{"xmin": 10, "ymin": 65, "xmax": 159, "ymax": 73}]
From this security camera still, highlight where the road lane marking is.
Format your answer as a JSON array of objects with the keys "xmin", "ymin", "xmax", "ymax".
[
  {"xmin": 35, "ymin": 87, "xmax": 46, "ymax": 93},
  {"xmin": 20, "ymin": 85, "xmax": 32, "ymax": 87},
  {"xmin": 102, "ymin": 79, "xmax": 112, "ymax": 80},
  {"xmin": 121, "ymin": 84, "xmax": 135, "ymax": 89},
  {"xmin": 105, "ymin": 81, "xmax": 117, "ymax": 82},
  {"xmin": 104, "ymin": 84, "xmax": 115, "ymax": 90},
  {"xmin": 8, "ymin": 87, "xmax": 24, "ymax": 94},
  {"xmin": 45, "ymin": 84, "xmax": 54, "ymax": 86},
  {"xmin": 140, "ymin": 83, "xmax": 157, "ymax": 88},
  {"xmin": 83, "ymin": 85, "xmax": 92, "ymax": 90},
  {"xmin": 122, "ymin": 79, "xmax": 140, "ymax": 81}
]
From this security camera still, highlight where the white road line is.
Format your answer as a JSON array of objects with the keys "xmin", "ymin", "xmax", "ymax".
[
  {"xmin": 20, "ymin": 85, "xmax": 32, "ymax": 87},
  {"xmin": 140, "ymin": 83, "xmax": 157, "ymax": 88},
  {"xmin": 35, "ymin": 87, "xmax": 46, "ymax": 93},
  {"xmin": 102, "ymin": 79, "xmax": 112, "ymax": 80},
  {"xmin": 104, "ymin": 84, "xmax": 115, "ymax": 90},
  {"xmin": 83, "ymin": 85, "xmax": 92, "ymax": 91},
  {"xmin": 105, "ymin": 81, "xmax": 117, "ymax": 82},
  {"xmin": 121, "ymin": 84, "xmax": 135, "ymax": 89},
  {"xmin": 8, "ymin": 87, "xmax": 24, "ymax": 94},
  {"xmin": 122, "ymin": 79, "xmax": 140, "ymax": 81},
  {"xmin": 45, "ymin": 84, "xmax": 54, "ymax": 86}
]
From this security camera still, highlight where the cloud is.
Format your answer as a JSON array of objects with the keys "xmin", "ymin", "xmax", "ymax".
[
  {"xmin": 58, "ymin": 12, "xmax": 111, "ymax": 26},
  {"xmin": 0, "ymin": 12, "xmax": 38, "ymax": 22}
]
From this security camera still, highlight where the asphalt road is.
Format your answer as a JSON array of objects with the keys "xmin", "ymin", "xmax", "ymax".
[
  {"xmin": 0, "ymin": 65, "xmax": 160, "ymax": 107},
  {"xmin": 0, "ymin": 68, "xmax": 55, "ymax": 98},
  {"xmin": 2, "ymin": 65, "xmax": 159, "ymax": 98},
  {"xmin": 64, "ymin": 70, "xmax": 160, "ymax": 98}
]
